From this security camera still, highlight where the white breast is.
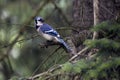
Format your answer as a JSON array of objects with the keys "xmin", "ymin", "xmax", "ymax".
[
  {"xmin": 37, "ymin": 27, "xmax": 53, "ymax": 40},
  {"xmin": 42, "ymin": 33, "xmax": 53, "ymax": 40},
  {"xmin": 37, "ymin": 26, "xmax": 59, "ymax": 42}
]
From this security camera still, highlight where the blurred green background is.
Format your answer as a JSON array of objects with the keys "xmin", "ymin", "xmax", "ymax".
[{"xmin": 0, "ymin": 0, "xmax": 72, "ymax": 79}]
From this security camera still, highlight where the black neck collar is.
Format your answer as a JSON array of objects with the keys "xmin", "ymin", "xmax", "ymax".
[{"xmin": 36, "ymin": 25, "xmax": 40, "ymax": 29}]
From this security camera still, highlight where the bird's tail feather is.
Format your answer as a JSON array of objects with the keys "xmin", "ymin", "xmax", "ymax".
[{"xmin": 58, "ymin": 38, "xmax": 71, "ymax": 53}]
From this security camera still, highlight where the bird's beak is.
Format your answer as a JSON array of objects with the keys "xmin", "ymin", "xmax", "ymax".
[{"xmin": 35, "ymin": 20, "xmax": 37, "ymax": 24}]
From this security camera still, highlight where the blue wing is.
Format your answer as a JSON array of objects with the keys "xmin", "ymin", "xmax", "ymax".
[
  {"xmin": 40, "ymin": 23, "xmax": 60, "ymax": 37},
  {"xmin": 39, "ymin": 23, "xmax": 71, "ymax": 52}
]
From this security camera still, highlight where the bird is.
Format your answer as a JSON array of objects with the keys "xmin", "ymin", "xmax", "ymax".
[{"xmin": 34, "ymin": 16, "xmax": 71, "ymax": 53}]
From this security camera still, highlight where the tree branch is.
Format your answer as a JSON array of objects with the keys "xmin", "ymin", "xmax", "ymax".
[
  {"xmin": 51, "ymin": 1, "xmax": 71, "ymax": 26},
  {"xmin": 31, "ymin": 46, "xmax": 61, "ymax": 77},
  {"xmin": 0, "ymin": 0, "xmax": 49, "ymax": 62},
  {"xmin": 28, "ymin": 65, "xmax": 62, "ymax": 80},
  {"xmin": 69, "ymin": 47, "xmax": 89, "ymax": 62}
]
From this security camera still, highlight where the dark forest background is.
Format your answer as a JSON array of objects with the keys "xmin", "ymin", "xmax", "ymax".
[{"xmin": 0, "ymin": 0, "xmax": 120, "ymax": 80}]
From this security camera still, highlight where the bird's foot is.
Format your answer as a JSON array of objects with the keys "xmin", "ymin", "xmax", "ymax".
[{"xmin": 39, "ymin": 43, "xmax": 48, "ymax": 48}]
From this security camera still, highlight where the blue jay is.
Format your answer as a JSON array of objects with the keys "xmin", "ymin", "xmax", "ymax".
[{"xmin": 34, "ymin": 16, "xmax": 71, "ymax": 53}]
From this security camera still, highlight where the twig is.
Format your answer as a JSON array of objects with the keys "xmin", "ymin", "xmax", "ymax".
[
  {"xmin": 28, "ymin": 50, "xmax": 65, "ymax": 80},
  {"xmin": 0, "ymin": 35, "xmax": 39, "ymax": 49},
  {"xmin": 69, "ymin": 47, "xmax": 89, "ymax": 62},
  {"xmin": 51, "ymin": 1, "xmax": 71, "ymax": 26},
  {"xmin": 44, "ymin": 73, "xmax": 71, "ymax": 80},
  {"xmin": 31, "ymin": 46, "xmax": 61, "ymax": 77},
  {"xmin": 45, "ymin": 50, "xmax": 65, "ymax": 69},
  {"xmin": 28, "ymin": 71, "xmax": 49, "ymax": 80},
  {"xmin": 0, "ymin": 0, "xmax": 49, "ymax": 62},
  {"xmin": 93, "ymin": 32, "xmax": 98, "ymax": 40},
  {"xmin": 56, "ymin": 27, "xmax": 79, "ymax": 33},
  {"xmin": 28, "ymin": 65, "xmax": 62, "ymax": 80},
  {"xmin": 6, "ymin": 56, "xmax": 14, "ymax": 74},
  {"xmin": 48, "ymin": 65, "xmax": 62, "ymax": 73},
  {"xmin": 0, "ymin": 27, "xmax": 77, "ymax": 49},
  {"xmin": 0, "ymin": 22, "xmax": 32, "ymax": 27},
  {"xmin": 28, "ymin": 47, "xmax": 89, "ymax": 80}
]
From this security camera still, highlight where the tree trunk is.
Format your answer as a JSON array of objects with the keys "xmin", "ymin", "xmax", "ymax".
[
  {"xmin": 71, "ymin": 0, "xmax": 118, "ymax": 52},
  {"xmin": 71, "ymin": 0, "xmax": 93, "ymax": 52},
  {"xmin": 72, "ymin": 0, "xmax": 93, "ymax": 31},
  {"xmin": 115, "ymin": 0, "xmax": 120, "ymax": 22},
  {"xmin": 93, "ymin": 0, "xmax": 117, "ymax": 39},
  {"xmin": 94, "ymin": 0, "xmax": 117, "ymax": 23}
]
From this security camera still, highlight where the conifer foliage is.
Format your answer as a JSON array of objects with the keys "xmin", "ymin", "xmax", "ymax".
[
  {"xmin": 35, "ymin": 21, "xmax": 120, "ymax": 80},
  {"xmin": 60, "ymin": 21, "xmax": 120, "ymax": 80}
]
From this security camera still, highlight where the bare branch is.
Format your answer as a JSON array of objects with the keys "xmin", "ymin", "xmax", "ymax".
[
  {"xmin": 28, "ymin": 65, "xmax": 62, "ymax": 80},
  {"xmin": 0, "ymin": 0, "xmax": 49, "ymax": 62},
  {"xmin": 51, "ymin": 1, "xmax": 71, "ymax": 26},
  {"xmin": 69, "ymin": 47, "xmax": 89, "ymax": 62},
  {"xmin": 31, "ymin": 46, "xmax": 61, "ymax": 77}
]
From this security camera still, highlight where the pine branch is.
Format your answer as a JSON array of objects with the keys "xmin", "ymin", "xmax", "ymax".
[
  {"xmin": 28, "ymin": 65, "xmax": 62, "ymax": 80},
  {"xmin": 30, "ymin": 46, "xmax": 61, "ymax": 77},
  {"xmin": 69, "ymin": 47, "xmax": 89, "ymax": 62},
  {"xmin": 28, "ymin": 47, "xmax": 89, "ymax": 80}
]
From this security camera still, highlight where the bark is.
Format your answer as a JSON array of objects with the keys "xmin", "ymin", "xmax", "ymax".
[
  {"xmin": 72, "ymin": 0, "xmax": 93, "ymax": 31},
  {"xmin": 71, "ymin": 0, "xmax": 119, "ymax": 52},
  {"xmin": 115, "ymin": 0, "xmax": 120, "ymax": 22},
  {"xmin": 72, "ymin": 0, "xmax": 93, "ymax": 52},
  {"xmin": 94, "ymin": 0, "xmax": 117, "ymax": 23},
  {"xmin": 93, "ymin": 0, "xmax": 99, "ymax": 39},
  {"xmin": 93, "ymin": 0, "xmax": 118, "ymax": 39}
]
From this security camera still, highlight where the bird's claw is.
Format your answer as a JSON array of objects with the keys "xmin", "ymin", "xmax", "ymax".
[{"xmin": 39, "ymin": 43, "xmax": 48, "ymax": 48}]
